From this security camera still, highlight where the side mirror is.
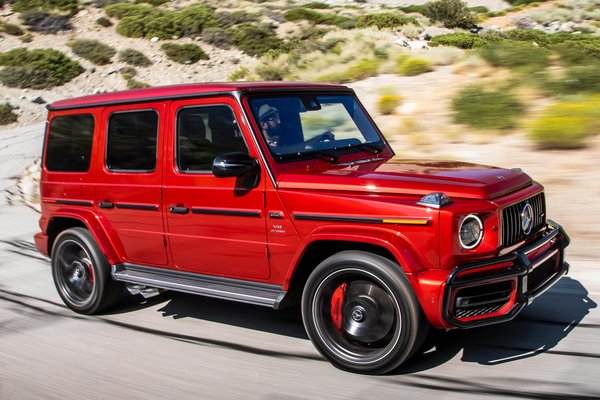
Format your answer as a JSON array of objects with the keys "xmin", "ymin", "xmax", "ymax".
[{"xmin": 212, "ymin": 152, "xmax": 259, "ymax": 178}]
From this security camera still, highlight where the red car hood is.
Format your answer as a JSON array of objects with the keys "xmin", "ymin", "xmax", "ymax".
[{"xmin": 276, "ymin": 159, "xmax": 532, "ymax": 200}]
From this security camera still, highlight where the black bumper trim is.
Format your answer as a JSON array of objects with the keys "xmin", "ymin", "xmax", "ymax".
[{"xmin": 443, "ymin": 220, "xmax": 570, "ymax": 329}]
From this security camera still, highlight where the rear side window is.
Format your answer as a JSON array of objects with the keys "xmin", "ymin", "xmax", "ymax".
[
  {"xmin": 46, "ymin": 114, "xmax": 94, "ymax": 172},
  {"xmin": 106, "ymin": 110, "xmax": 158, "ymax": 171}
]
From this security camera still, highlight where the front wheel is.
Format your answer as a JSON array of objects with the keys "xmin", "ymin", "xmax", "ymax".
[
  {"xmin": 302, "ymin": 251, "xmax": 425, "ymax": 374},
  {"xmin": 51, "ymin": 227, "xmax": 122, "ymax": 314}
]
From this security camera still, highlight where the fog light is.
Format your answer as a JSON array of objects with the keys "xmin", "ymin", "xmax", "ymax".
[{"xmin": 459, "ymin": 214, "xmax": 483, "ymax": 249}]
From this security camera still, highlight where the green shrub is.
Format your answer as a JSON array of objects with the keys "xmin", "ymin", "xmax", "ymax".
[
  {"xmin": 255, "ymin": 65, "xmax": 286, "ymax": 81},
  {"xmin": 215, "ymin": 11, "xmax": 258, "ymax": 29},
  {"xmin": 20, "ymin": 11, "xmax": 73, "ymax": 33},
  {"xmin": 284, "ymin": 8, "xmax": 355, "ymax": 29},
  {"xmin": 116, "ymin": 16, "xmax": 147, "ymax": 37},
  {"xmin": 452, "ymin": 86, "xmax": 524, "ymax": 129},
  {"xmin": 304, "ymin": 2, "xmax": 331, "ymax": 9},
  {"xmin": 11, "ymin": 0, "xmax": 79, "ymax": 14},
  {"xmin": 230, "ymin": 23, "xmax": 284, "ymax": 57},
  {"xmin": 119, "ymin": 48, "xmax": 152, "ymax": 67},
  {"xmin": 68, "ymin": 39, "xmax": 116, "ymax": 65},
  {"xmin": 560, "ymin": 64, "xmax": 600, "ymax": 94},
  {"xmin": 316, "ymin": 59, "xmax": 381, "ymax": 83},
  {"xmin": 0, "ymin": 48, "xmax": 83, "ymax": 89},
  {"xmin": 398, "ymin": 5, "xmax": 426, "ymax": 13},
  {"xmin": 126, "ymin": 78, "xmax": 151, "ymax": 89},
  {"xmin": 356, "ymin": 13, "xmax": 419, "ymax": 29},
  {"xmin": 480, "ymin": 42, "xmax": 550, "ymax": 69},
  {"xmin": 119, "ymin": 66, "xmax": 137, "ymax": 80},
  {"xmin": 109, "ymin": 3, "xmax": 216, "ymax": 39},
  {"xmin": 0, "ymin": 103, "xmax": 18, "ymax": 125},
  {"xmin": 160, "ymin": 43, "xmax": 208, "ymax": 64},
  {"xmin": 422, "ymin": 0, "xmax": 477, "ymax": 29},
  {"xmin": 469, "ymin": 6, "xmax": 489, "ymax": 13},
  {"xmin": 96, "ymin": 16, "xmax": 113, "ymax": 27},
  {"xmin": 229, "ymin": 67, "xmax": 249, "ymax": 81},
  {"xmin": 506, "ymin": 0, "xmax": 549, "ymax": 5},
  {"xmin": 429, "ymin": 32, "xmax": 496, "ymax": 49},
  {"xmin": 105, "ymin": 3, "xmax": 153, "ymax": 19},
  {"xmin": 527, "ymin": 99, "xmax": 600, "ymax": 149},
  {"xmin": 135, "ymin": 0, "xmax": 168, "ymax": 5},
  {"xmin": 377, "ymin": 94, "xmax": 403, "ymax": 115},
  {"xmin": 1, "ymin": 23, "xmax": 25, "ymax": 36},
  {"xmin": 398, "ymin": 58, "xmax": 433, "ymax": 76},
  {"xmin": 202, "ymin": 27, "xmax": 234, "ymax": 49}
]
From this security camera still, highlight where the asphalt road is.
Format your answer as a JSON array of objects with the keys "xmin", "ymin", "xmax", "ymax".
[{"xmin": 1, "ymin": 124, "xmax": 599, "ymax": 400}]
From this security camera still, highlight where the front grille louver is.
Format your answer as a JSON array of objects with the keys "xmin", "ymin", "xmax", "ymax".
[{"xmin": 501, "ymin": 192, "xmax": 546, "ymax": 247}]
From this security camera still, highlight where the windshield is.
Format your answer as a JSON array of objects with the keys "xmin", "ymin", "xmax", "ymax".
[{"xmin": 248, "ymin": 94, "xmax": 383, "ymax": 161}]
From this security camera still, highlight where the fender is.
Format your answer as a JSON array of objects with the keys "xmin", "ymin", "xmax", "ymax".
[
  {"xmin": 47, "ymin": 209, "xmax": 123, "ymax": 265},
  {"xmin": 282, "ymin": 224, "xmax": 434, "ymax": 290}
]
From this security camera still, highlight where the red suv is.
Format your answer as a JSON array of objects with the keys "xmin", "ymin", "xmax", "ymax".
[{"xmin": 35, "ymin": 82, "xmax": 570, "ymax": 373}]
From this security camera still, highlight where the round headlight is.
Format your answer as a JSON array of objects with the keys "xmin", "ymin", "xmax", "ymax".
[{"xmin": 459, "ymin": 214, "xmax": 483, "ymax": 249}]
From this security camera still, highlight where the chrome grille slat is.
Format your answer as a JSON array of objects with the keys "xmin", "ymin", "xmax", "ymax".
[{"xmin": 501, "ymin": 193, "xmax": 546, "ymax": 247}]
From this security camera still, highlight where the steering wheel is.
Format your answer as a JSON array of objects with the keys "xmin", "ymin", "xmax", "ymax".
[{"xmin": 314, "ymin": 130, "xmax": 334, "ymax": 143}]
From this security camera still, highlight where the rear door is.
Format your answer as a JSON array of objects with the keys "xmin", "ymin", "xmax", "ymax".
[
  {"xmin": 164, "ymin": 97, "xmax": 269, "ymax": 279},
  {"xmin": 95, "ymin": 103, "xmax": 168, "ymax": 266}
]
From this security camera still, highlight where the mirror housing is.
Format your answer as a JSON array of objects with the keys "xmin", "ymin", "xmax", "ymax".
[{"xmin": 212, "ymin": 152, "xmax": 259, "ymax": 178}]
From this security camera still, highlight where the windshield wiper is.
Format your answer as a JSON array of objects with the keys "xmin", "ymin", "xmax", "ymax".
[
  {"xmin": 277, "ymin": 149, "xmax": 339, "ymax": 163},
  {"xmin": 344, "ymin": 142, "xmax": 384, "ymax": 154}
]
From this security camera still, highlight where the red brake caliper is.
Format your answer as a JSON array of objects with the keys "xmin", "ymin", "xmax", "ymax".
[{"xmin": 330, "ymin": 282, "xmax": 347, "ymax": 332}]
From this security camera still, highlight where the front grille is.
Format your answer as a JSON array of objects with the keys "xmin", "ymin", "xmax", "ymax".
[
  {"xmin": 452, "ymin": 281, "xmax": 512, "ymax": 319},
  {"xmin": 455, "ymin": 303, "xmax": 504, "ymax": 319},
  {"xmin": 501, "ymin": 192, "xmax": 546, "ymax": 247},
  {"xmin": 528, "ymin": 254, "xmax": 558, "ymax": 292}
]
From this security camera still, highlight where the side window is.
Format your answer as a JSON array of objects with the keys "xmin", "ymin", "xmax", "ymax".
[
  {"xmin": 106, "ymin": 110, "xmax": 158, "ymax": 171},
  {"xmin": 46, "ymin": 114, "xmax": 94, "ymax": 172},
  {"xmin": 177, "ymin": 105, "xmax": 248, "ymax": 172}
]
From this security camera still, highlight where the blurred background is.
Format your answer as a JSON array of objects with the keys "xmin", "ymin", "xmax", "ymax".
[
  {"xmin": 1, "ymin": 0, "xmax": 598, "ymax": 258},
  {"xmin": 0, "ymin": 0, "xmax": 599, "ymax": 398}
]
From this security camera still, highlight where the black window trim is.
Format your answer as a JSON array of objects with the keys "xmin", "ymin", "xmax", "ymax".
[
  {"xmin": 175, "ymin": 103, "xmax": 250, "ymax": 175},
  {"xmin": 45, "ymin": 113, "xmax": 95, "ymax": 173},
  {"xmin": 105, "ymin": 108, "xmax": 160, "ymax": 174}
]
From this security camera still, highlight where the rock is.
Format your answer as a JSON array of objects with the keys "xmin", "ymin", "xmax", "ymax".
[
  {"xmin": 515, "ymin": 17, "xmax": 536, "ymax": 30},
  {"xmin": 150, "ymin": 37, "xmax": 159, "ymax": 43},
  {"xmin": 419, "ymin": 33, "xmax": 432, "ymax": 41},
  {"xmin": 394, "ymin": 38, "xmax": 410, "ymax": 47},
  {"xmin": 107, "ymin": 69, "xmax": 118, "ymax": 75},
  {"xmin": 172, "ymin": 36, "xmax": 179, "ymax": 40},
  {"xmin": 185, "ymin": 60, "xmax": 192, "ymax": 65},
  {"xmin": 1, "ymin": 11, "xmax": 14, "ymax": 17},
  {"xmin": 195, "ymin": 36, "xmax": 202, "ymax": 41},
  {"xmin": 29, "ymin": 96, "xmax": 46, "ymax": 104},
  {"xmin": 87, "ymin": 66, "xmax": 96, "ymax": 73}
]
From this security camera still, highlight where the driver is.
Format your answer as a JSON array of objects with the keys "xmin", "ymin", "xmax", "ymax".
[{"xmin": 258, "ymin": 104, "xmax": 282, "ymax": 147}]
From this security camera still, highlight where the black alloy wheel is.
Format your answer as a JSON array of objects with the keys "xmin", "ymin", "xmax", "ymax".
[
  {"xmin": 302, "ymin": 251, "xmax": 426, "ymax": 374},
  {"xmin": 52, "ymin": 227, "xmax": 121, "ymax": 314}
]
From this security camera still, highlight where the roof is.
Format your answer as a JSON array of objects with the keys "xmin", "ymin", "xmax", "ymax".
[{"xmin": 48, "ymin": 82, "xmax": 350, "ymax": 110}]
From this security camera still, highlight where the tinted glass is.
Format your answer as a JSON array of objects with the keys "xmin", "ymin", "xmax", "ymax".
[
  {"xmin": 177, "ymin": 105, "xmax": 247, "ymax": 172},
  {"xmin": 106, "ymin": 110, "xmax": 158, "ymax": 171},
  {"xmin": 249, "ymin": 94, "xmax": 382, "ymax": 159},
  {"xmin": 46, "ymin": 114, "xmax": 94, "ymax": 172}
]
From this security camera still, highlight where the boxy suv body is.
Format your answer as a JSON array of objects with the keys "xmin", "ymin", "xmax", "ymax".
[{"xmin": 35, "ymin": 82, "xmax": 570, "ymax": 373}]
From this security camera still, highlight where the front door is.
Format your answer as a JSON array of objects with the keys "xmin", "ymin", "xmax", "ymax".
[{"xmin": 164, "ymin": 97, "xmax": 269, "ymax": 280}]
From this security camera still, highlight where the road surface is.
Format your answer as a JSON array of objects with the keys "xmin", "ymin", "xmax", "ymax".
[{"xmin": 1, "ymin": 124, "xmax": 599, "ymax": 399}]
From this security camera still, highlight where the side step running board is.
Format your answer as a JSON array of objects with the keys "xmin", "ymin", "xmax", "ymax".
[{"xmin": 112, "ymin": 263, "xmax": 286, "ymax": 308}]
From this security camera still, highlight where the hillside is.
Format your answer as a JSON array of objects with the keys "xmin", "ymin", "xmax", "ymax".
[{"xmin": 1, "ymin": 0, "xmax": 600, "ymax": 258}]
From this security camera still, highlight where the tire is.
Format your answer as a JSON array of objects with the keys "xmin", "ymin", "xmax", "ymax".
[
  {"xmin": 51, "ymin": 227, "xmax": 122, "ymax": 314},
  {"xmin": 301, "ymin": 251, "xmax": 426, "ymax": 374}
]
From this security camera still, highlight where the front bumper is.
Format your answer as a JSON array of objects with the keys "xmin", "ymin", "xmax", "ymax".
[{"xmin": 442, "ymin": 220, "xmax": 570, "ymax": 328}]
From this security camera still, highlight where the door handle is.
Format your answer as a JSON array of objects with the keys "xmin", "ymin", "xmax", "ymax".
[
  {"xmin": 169, "ymin": 205, "xmax": 189, "ymax": 214},
  {"xmin": 98, "ymin": 201, "xmax": 114, "ymax": 209}
]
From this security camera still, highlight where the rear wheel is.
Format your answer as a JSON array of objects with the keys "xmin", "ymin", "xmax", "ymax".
[
  {"xmin": 302, "ymin": 251, "xmax": 425, "ymax": 374},
  {"xmin": 51, "ymin": 227, "xmax": 122, "ymax": 314}
]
